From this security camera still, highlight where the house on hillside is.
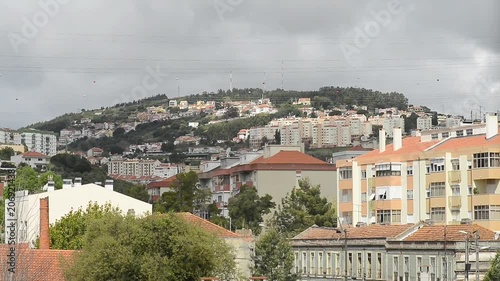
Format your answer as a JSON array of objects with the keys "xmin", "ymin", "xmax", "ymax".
[
  {"xmin": 146, "ymin": 175, "xmax": 177, "ymax": 203},
  {"xmin": 10, "ymin": 152, "xmax": 49, "ymax": 170}
]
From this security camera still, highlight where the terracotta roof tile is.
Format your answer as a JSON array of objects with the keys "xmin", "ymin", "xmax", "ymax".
[
  {"xmin": 404, "ymin": 224, "xmax": 497, "ymax": 242},
  {"xmin": 251, "ymin": 151, "xmax": 327, "ymax": 165},
  {"xmin": 352, "ymin": 137, "xmax": 440, "ymax": 163},
  {"xmin": 177, "ymin": 212, "xmax": 240, "ymax": 238},
  {"xmin": 22, "ymin": 152, "xmax": 49, "ymax": 158},
  {"xmin": 293, "ymin": 224, "xmax": 414, "ymax": 240},
  {"xmin": 146, "ymin": 175, "xmax": 177, "ymax": 189},
  {"xmin": 0, "ymin": 244, "xmax": 74, "ymax": 281},
  {"xmin": 431, "ymin": 131, "xmax": 500, "ymax": 152}
]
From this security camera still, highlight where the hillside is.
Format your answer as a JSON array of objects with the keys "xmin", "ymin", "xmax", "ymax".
[{"xmin": 26, "ymin": 87, "xmax": 408, "ymax": 134}]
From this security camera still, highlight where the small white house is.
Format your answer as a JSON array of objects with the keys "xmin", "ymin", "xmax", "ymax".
[
  {"xmin": 7, "ymin": 183, "xmax": 152, "ymax": 245},
  {"xmin": 10, "ymin": 151, "xmax": 49, "ymax": 169}
]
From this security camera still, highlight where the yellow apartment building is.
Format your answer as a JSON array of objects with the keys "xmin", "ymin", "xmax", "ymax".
[{"xmin": 336, "ymin": 113, "xmax": 500, "ymax": 231}]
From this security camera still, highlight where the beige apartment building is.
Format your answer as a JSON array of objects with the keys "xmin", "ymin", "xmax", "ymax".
[
  {"xmin": 336, "ymin": 113, "xmax": 500, "ymax": 232},
  {"xmin": 108, "ymin": 158, "xmax": 161, "ymax": 177}
]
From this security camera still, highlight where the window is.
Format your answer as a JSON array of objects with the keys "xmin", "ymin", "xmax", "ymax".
[
  {"xmin": 442, "ymin": 132, "xmax": 449, "ymax": 138},
  {"xmin": 468, "ymin": 160, "xmax": 472, "ymax": 170},
  {"xmin": 341, "ymin": 190, "xmax": 352, "ymax": 203},
  {"xmin": 361, "ymin": 170, "xmax": 367, "ymax": 179},
  {"xmin": 451, "ymin": 159, "xmax": 460, "ymax": 171},
  {"xmin": 442, "ymin": 257, "xmax": 447, "ymax": 280},
  {"xmin": 417, "ymin": 256, "xmax": 422, "ymax": 279},
  {"xmin": 357, "ymin": 253, "xmax": 362, "ymax": 277},
  {"xmin": 431, "ymin": 133, "xmax": 438, "ymax": 140},
  {"xmin": 426, "ymin": 165, "xmax": 431, "ymax": 174},
  {"xmin": 451, "ymin": 184, "xmax": 460, "ymax": 196},
  {"xmin": 377, "ymin": 253, "xmax": 382, "ymax": 279},
  {"xmin": 334, "ymin": 253, "xmax": 340, "ymax": 276},
  {"xmin": 339, "ymin": 167, "xmax": 352, "ymax": 179},
  {"xmin": 361, "ymin": 192, "xmax": 367, "ymax": 202},
  {"xmin": 367, "ymin": 253, "xmax": 372, "ymax": 278},
  {"xmin": 431, "ymin": 207, "xmax": 446, "ymax": 222},
  {"xmin": 217, "ymin": 195, "xmax": 222, "ymax": 202},
  {"xmin": 430, "ymin": 158, "xmax": 445, "ymax": 172},
  {"xmin": 377, "ymin": 210, "xmax": 391, "ymax": 223},
  {"xmin": 302, "ymin": 252, "xmax": 307, "ymax": 274},
  {"xmin": 294, "ymin": 252, "xmax": 299, "ymax": 273},
  {"xmin": 491, "ymin": 152, "xmax": 500, "ymax": 167},
  {"xmin": 474, "ymin": 205, "xmax": 500, "ymax": 220},
  {"xmin": 429, "ymin": 182, "xmax": 446, "ymax": 197},
  {"xmin": 456, "ymin": 130, "xmax": 464, "ymax": 137},
  {"xmin": 375, "ymin": 163, "xmax": 401, "ymax": 177},
  {"xmin": 404, "ymin": 256, "xmax": 410, "ymax": 281},
  {"xmin": 326, "ymin": 253, "xmax": 332, "ymax": 275},
  {"xmin": 393, "ymin": 256, "xmax": 399, "ymax": 281},
  {"xmin": 318, "ymin": 252, "xmax": 323, "ymax": 274},
  {"xmin": 430, "ymin": 257, "xmax": 436, "ymax": 281},
  {"xmin": 392, "ymin": 210, "xmax": 402, "ymax": 223},
  {"xmin": 407, "ymin": 166, "xmax": 413, "ymax": 176},
  {"xmin": 348, "ymin": 253, "xmax": 353, "ymax": 276},
  {"xmin": 407, "ymin": 190, "xmax": 414, "ymax": 200},
  {"xmin": 310, "ymin": 252, "xmax": 316, "ymax": 275},
  {"xmin": 473, "ymin": 152, "xmax": 490, "ymax": 168},
  {"xmin": 466, "ymin": 129, "xmax": 473, "ymax": 136}
]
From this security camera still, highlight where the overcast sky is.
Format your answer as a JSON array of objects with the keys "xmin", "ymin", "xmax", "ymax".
[{"xmin": 0, "ymin": 0, "xmax": 499, "ymax": 129}]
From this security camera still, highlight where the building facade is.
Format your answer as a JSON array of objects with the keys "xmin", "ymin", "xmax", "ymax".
[
  {"xmin": 0, "ymin": 129, "xmax": 57, "ymax": 156},
  {"xmin": 107, "ymin": 159, "xmax": 161, "ymax": 177},
  {"xmin": 336, "ymin": 114, "xmax": 500, "ymax": 232},
  {"xmin": 291, "ymin": 223, "xmax": 500, "ymax": 281}
]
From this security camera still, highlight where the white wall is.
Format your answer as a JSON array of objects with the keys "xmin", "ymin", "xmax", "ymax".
[{"xmin": 13, "ymin": 184, "xmax": 152, "ymax": 245}]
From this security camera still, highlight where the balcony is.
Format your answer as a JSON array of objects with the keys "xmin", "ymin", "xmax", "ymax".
[
  {"xmin": 472, "ymin": 168, "xmax": 500, "ymax": 180},
  {"xmin": 448, "ymin": 196, "xmax": 461, "ymax": 210},
  {"xmin": 447, "ymin": 171, "xmax": 461, "ymax": 184}
]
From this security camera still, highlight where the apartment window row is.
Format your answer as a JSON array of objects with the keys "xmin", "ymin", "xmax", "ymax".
[
  {"xmin": 339, "ymin": 167, "xmax": 352, "ymax": 179},
  {"xmin": 375, "ymin": 163, "xmax": 401, "ymax": 177},
  {"xmin": 429, "ymin": 182, "xmax": 446, "ymax": 197},
  {"xmin": 474, "ymin": 205, "xmax": 500, "ymax": 220},
  {"xmin": 377, "ymin": 210, "xmax": 401, "ymax": 224},
  {"xmin": 430, "ymin": 158, "xmax": 445, "ymax": 173},
  {"xmin": 473, "ymin": 152, "xmax": 500, "ymax": 168}
]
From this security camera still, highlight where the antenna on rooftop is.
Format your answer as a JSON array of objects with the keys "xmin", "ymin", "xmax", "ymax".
[{"xmin": 229, "ymin": 69, "xmax": 233, "ymax": 92}]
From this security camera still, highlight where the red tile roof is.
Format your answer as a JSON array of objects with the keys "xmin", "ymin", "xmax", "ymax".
[
  {"xmin": 293, "ymin": 224, "xmax": 414, "ymax": 240},
  {"xmin": 251, "ymin": 151, "xmax": 327, "ymax": 165},
  {"xmin": 146, "ymin": 175, "xmax": 177, "ymax": 190},
  {"xmin": 404, "ymin": 224, "xmax": 497, "ymax": 242},
  {"xmin": 0, "ymin": 244, "xmax": 74, "ymax": 281},
  {"xmin": 353, "ymin": 137, "xmax": 440, "ymax": 163},
  {"xmin": 22, "ymin": 152, "xmax": 49, "ymax": 158},
  {"xmin": 431, "ymin": 131, "xmax": 500, "ymax": 152},
  {"xmin": 177, "ymin": 212, "xmax": 240, "ymax": 238}
]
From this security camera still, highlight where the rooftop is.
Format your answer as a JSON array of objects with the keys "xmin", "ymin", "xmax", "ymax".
[
  {"xmin": 251, "ymin": 150, "xmax": 327, "ymax": 165},
  {"xmin": 177, "ymin": 212, "xmax": 240, "ymax": 239},
  {"xmin": 431, "ymin": 131, "xmax": 500, "ymax": 152},
  {"xmin": 404, "ymin": 224, "xmax": 497, "ymax": 242},
  {"xmin": 293, "ymin": 224, "xmax": 414, "ymax": 240},
  {"xmin": 146, "ymin": 175, "xmax": 177, "ymax": 189},
  {"xmin": 22, "ymin": 151, "xmax": 49, "ymax": 158}
]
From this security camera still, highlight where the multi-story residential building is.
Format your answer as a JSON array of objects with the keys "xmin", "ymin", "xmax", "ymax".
[
  {"xmin": 0, "ymin": 129, "xmax": 57, "ymax": 156},
  {"xmin": 336, "ymin": 113, "xmax": 500, "ymax": 232},
  {"xmin": 383, "ymin": 115, "xmax": 405, "ymax": 137},
  {"xmin": 107, "ymin": 158, "xmax": 161, "ymax": 177},
  {"xmin": 249, "ymin": 126, "xmax": 278, "ymax": 148},
  {"xmin": 417, "ymin": 115, "xmax": 433, "ymax": 131},
  {"xmin": 281, "ymin": 125, "xmax": 302, "ymax": 146},
  {"xmin": 10, "ymin": 152, "xmax": 49, "ymax": 169},
  {"xmin": 198, "ymin": 145, "xmax": 336, "ymax": 216},
  {"xmin": 153, "ymin": 163, "xmax": 182, "ymax": 178},
  {"xmin": 446, "ymin": 117, "xmax": 463, "ymax": 128},
  {"xmin": 291, "ymin": 222, "xmax": 499, "ymax": 281}
]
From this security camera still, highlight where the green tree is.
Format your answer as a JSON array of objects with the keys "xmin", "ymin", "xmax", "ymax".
[
  {"xmin": 156, "ymin": 171, "xmax": 208, "ymax": 212},
  {"xmin": 38, "ymin": 171, "xmax": 63, "ymax": 190},
  {"xmin": 329, "ymin": 110, "xmax": 342, "ymax": 116},
  {"xmin": 0, "ymin": 147, "xmax": 15, "ymax": 160},
  {"xmin": 254, "ymin": 228, "xmax": 297, "ymax": 281},
  {"xmin": 432, "ymin": 111, "xmax": 438, "ymax": 126},
  {"xmin": 228, "ymin": 185, "xmax": 275, "ymax": 235},
  {"xmin": 404, "ymin": 112, "xmax": 419, "ymax": 133},
  {"xmin": 485, "ymin": 252, "xmax": 500, "ymax": 281},
  {"xmin": 65, "ymin": 213, "xmax": 237, "ymax": 281},
  {"xmin": 50, "ymin": 202, "xmax": 122, "ymax": 250},
  {"xmin": 274, "ymin": 129, "xmax": 281, "ymax": 144},
  {"xmin": 273, "ymin": 178, "xmax": 336, "ymax": 236},
  {"xmin": 11, "ymin": 166, "xmax": 39, "ymax": 193}
]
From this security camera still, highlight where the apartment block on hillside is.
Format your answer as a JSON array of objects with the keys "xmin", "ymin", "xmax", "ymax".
[{"xmin": 336, "ymin": 113, "xmax": 500, "ymax": 232}]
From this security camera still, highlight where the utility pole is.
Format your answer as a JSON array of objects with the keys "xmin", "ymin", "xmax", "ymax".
[
  {"xmin": 465, "ymin": 234, "xmax": 470, "ymax": 281},
  {"xmin": 475, "ymin": 231, "xmax": 479, "ymax": 281},
  {"xmin": 344, "ymin": 230, "xmax": 348, "ymax": 281}
]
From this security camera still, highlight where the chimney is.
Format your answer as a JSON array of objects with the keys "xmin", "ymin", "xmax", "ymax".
[
  {"xmin": 47, "ymin": 181, "xmax": 55, "ymax": 192},
  {"xmin": 486, "ymin": 113, "xmax": 498, "ymax": 139},
  {"xmin": 74, "ymin": 177, "xmax": 82, "ymax": 187},
  {"xmin": 63, "ymin": 179, "xmax": 73, "ymax": 189},
  {"xmin": 379, "ymin": 128, "xmax": 386, "ymax": 153},
  {"xmin": 105, "ymin": 179, "xmax": 114, "ymax": 191},
  {"xmin": 39, "ymin": 197, "xmax": 50, "ymax": 249},
  {"xmin": 393, "ymin": 127, "xmax": 402, "ymax": 151}
]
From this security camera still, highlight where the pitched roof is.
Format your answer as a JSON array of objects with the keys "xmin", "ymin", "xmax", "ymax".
[
  {"xmin": 353, "ymin": 137, "xmax": 440, "ymax": 163},
  {"xmin": 404, "ymin": 224, "xmax": 497, "ymax": 242},
  {"xmin": 251, "ymin": 151, "xmax": 327, "ymax": 165},
  {"xmin": 430, "ymin": 131, "xmax": 500, "ymax": 152},
  {"xmin": 146, "ymin": 175, "xmax": 177, "ymax": 189},
  {"xmin": 0, "ymin": 244, "xmax": 74, "ymax": 281},
  {"xmin": 293, "ymin": 224, "xmax": 414, "ymax": 240},
  {"xmin": 177, "ymin": 212, "xmax": 240, "ymax": 238},
  {"xmin": 22, "ymin": 151, "xmax": 49, "ymax": 158}
]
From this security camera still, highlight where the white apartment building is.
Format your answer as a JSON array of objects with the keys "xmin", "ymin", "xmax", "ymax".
[
  {"xmin": 0, "ymin": 129, "xmax": 57, "ymax": 156},
  {"xmin": 383, "ymin": 116, "xmax": 405, "ymax": 137},
  {"xmin": 107, "ymin": 159, "xmax": 161, "ymax": 176},
  {"xmin": 446, "ymin": 117, "xmax": 463, "ymax": 128},
  {"xmin": 417, "ymin": 116, "xmax": 432, "ymax": 131},
  {"xmin": 281, "ymin": 126, "xmax": 301, "ymax": 146},
  {"xmin": 249, "ymin": 126, "xmax": 278, "ymax": 148},
  {"xmin": 153, "ymin": 163, "xmax": 182, "ymax": 178}
]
